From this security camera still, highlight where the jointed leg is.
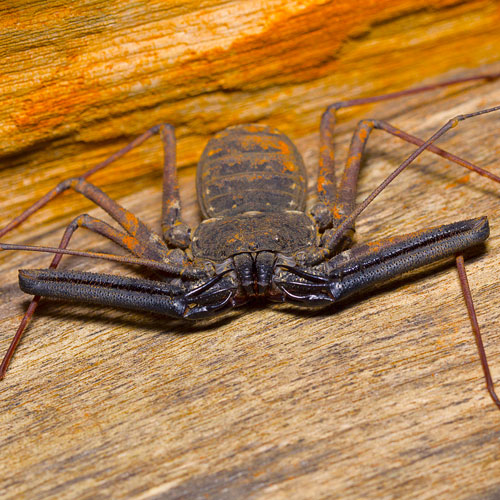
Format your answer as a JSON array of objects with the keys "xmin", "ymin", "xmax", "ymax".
[
  {"xmin": 318, "ymin": 105, "xmax": 500, "ymax": 408},
  {"xmin": 1, "ymin": 123, "xmax": 191, "ymax": 249},
  {"xmin": 0, "ymin": 212, "xmax": 155, "ymax": 379},
  {"xmin": 0, "ymin": 125, "xmax": 164, "ymax": 239},
  {"xmin": 318, "ymin": 105, "xmax": 500, "ymax": 253},
  {"xmin": 1, "ymin": 175, "xmax": 177, "ymax": 265},
  {"xmin": 159, "ymin": 125, "xmax": 191, "ymax": 248},
  {"xmin": 0, "ymin": 131, "xmax": 210, "ymax": 274},
  {"xmin": 279, "ymin": 221, "xmax": 500, "ymax": 409},
  {"xmin": 0, "ymin": 203, "xmax": 234, "ymax": 377},
  {"xmin": 336, "ymin": 118, "xmax": 500, "ymax": 222},
  {"xmin": 313, "ymin": 72, "xmax": 500, "ymax": 229},
  {"xmin": 456, "ymin": 254, "xmax": 500, "ymax": 409},
  {"xmin": 55, "ymin": 214, "xmax": 160, "ymax": 260}
]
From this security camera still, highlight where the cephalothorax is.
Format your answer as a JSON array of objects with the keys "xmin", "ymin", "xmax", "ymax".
[{"xmin": 1, "ymin": 73, "xmax": 500, "ymax": 408}]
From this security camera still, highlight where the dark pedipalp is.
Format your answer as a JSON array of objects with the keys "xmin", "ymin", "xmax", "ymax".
[
  {"xmin": 277, "ymin": 265, "xmax": 329, "ymax": 283},
  {"xmin": 18, "ymin": 268, "xmax": 238, "ymax": 319},
  {"xmin": 273, "ymin": 279, "xmax": 334, "ymax": 306},
  {"xmin": 19, "ymin": 269, "xmax": 187, "ymax": 317},
  {"xmin": 273, "ymin": 216, "xmax": 491, "ymax": 308},
  {"xmin": 184, "ymin": 268, "xmax": 233, "ymax": 299}
]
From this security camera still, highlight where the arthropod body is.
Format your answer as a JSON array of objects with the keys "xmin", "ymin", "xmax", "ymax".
[
  {"xmin": 194, "ymin": 124, "xmax": 315, "ymax": 299},
  {"xmin": 1, "ymin": 73, "xmax": 500, "ymax": 409}
]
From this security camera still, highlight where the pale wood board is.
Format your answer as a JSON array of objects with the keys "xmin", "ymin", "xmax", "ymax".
[{"xmin": 1, "ymin": 2, "xmax": 500, "ymax": 499}]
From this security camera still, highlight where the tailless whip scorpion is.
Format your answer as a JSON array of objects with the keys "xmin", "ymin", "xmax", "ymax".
[{"xmin": 1, "ymin": 73, "xmax": 500, "ymax": 409}]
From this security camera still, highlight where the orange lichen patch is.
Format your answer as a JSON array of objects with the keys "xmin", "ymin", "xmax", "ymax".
[
  {"xmin": 280, "ymin": 159, "xmax": 298, "ymax": 174},
  {"xmin": 208, "ymin": 148, "xmax": 224, "ymax": 157},
  {"xmin": 121, "ymin": 234, "xmax": 144, "ymax": 255},
  {"xmin": 236, "ymin": 135, "xmax": 290, "ymax": 153},
  {"xmin": 329, "ymin": 206, "xmax": 342, "ymax": 221},
  {"xmin": 365, "ymin": 235, "xmax": 405, "ymax": 253},
  {"xmin": 123, "ymin": 211, "xmax": 140, "ymax": 235},
  {"xmin": 346, "ymin": 153, "xmax": 362, "ymax": 169},
  {"xmin": 316, "ymin": 175, "xmax": 327, "ymax": 192},
  {"xmin": 317, "ymin": 172, "xmax": 337, "ymax": 200},
  {"xmin": 357, "ymin": 123, "xmax": 372, "ymax": 141}
]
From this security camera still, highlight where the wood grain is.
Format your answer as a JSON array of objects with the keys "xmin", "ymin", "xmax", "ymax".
[{"xmin": 1, "ymin": 2, "xmax": 500, "ymax": 499}]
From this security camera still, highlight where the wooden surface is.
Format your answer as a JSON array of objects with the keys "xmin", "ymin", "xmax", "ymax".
[{"xmin": 1, "ymin": 1, "xmax": 500, "ymax": 499}]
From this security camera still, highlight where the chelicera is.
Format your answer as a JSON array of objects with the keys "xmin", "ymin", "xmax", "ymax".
[{"xmin": 1, "ymin": 73, "xmax": 500, "ymax": 408}]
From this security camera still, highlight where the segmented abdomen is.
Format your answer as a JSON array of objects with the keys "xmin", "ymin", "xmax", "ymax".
[{"xmin": 197, "ymin": 124, "xmax": 307, "ymax": 217}]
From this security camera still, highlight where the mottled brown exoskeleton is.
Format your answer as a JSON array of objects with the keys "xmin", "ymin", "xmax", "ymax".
[{"xmin": 1, "ymin": 73, "xmax": 500, "ymax": 408}]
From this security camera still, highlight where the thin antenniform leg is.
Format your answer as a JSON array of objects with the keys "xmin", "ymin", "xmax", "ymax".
[
  {"xmin": 0, "ymin": 241, "xmax": 209, "ymax": 278},
  {"xmin": 313, "ymin": 72, "xmax": 500, "ymax": 229},
  {"xmin": 456, "ymin": 254, "xmax": 500, "ymax": 409},
  {"xmin": 320, "ymin": 105, "xmax": 500, "ymax": 253},
  {"xmin": 0, "ymin": 212, "xmax": 172, "ymax": 379},
  {"xmin": 335, "ymin": 118, "xmax": 500, "ymax": 222},
  {"xmin": 367, "ymin": 121, "xmax": 500, "ymax": 182}
]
